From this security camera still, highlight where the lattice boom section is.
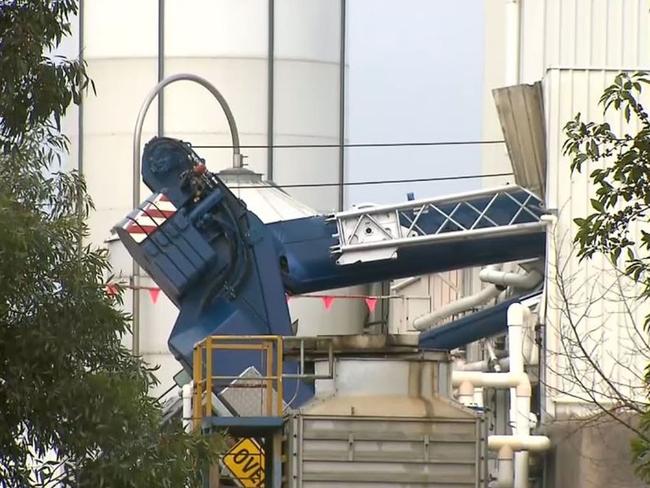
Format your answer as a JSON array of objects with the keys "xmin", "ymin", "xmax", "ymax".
[{"xmin": 330, "ymin": 186, "xmax": 545, "ymax": 265}]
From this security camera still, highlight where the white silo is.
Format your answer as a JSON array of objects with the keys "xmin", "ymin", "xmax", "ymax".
[
  {"xmin": 77, "ymin": 1, "xmax": 359, "ymax": 397},
  {"xmin": 217, "ymin": 166, "xmax": 366, "ymax": 338}
]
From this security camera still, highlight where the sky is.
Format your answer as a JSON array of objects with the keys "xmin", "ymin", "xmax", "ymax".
[
  {"xmin": 345, "ymin": 0, "xmax": 486, "ymax": 207},
  {"xmin": 54, "ymin": 0, "xmax": 487, "ymax": 210}
]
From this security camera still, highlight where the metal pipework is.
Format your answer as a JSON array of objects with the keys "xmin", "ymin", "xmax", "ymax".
[
  {"xmin": 133, "ymin": 73, "xmax": 243, "ymax": 179},
  {"xmin": 130, "ymin": 73, "xmax": 243, "ymax": 355}
]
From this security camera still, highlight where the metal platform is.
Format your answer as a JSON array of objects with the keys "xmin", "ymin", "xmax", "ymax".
[{"xmin": 201, "ymin": 416, "xmax": 284, "ymax": 437}]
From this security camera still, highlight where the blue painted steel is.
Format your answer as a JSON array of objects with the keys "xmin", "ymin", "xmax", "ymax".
[
  {"xmin": 269, "ymin": 215, "xmax": 545, "ymax": 294},
  {"xmin": 418, "ymin": 290, "xmax": 542, "ymax": 350},
  {"xmin": 116, "ymin": 138, "xmax": 313, "ymax": 406},
  {"xmin": 116, "ymin": 137, "xmax": 546, "ymax": 409}
]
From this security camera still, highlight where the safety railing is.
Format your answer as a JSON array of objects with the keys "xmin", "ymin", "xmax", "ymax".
[{"xmin": 192, "ymin": 335, "xmax": 284, "ymax": 430}]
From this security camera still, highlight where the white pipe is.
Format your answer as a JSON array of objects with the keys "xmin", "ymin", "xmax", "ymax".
[
  {"xmin": 479, "ymin": 267, "xmax": 542, "ymax": 290},
  {"xmin": 458, "ymin": 380, "xmax": 475, "ymax": 406},
  {"xmin": 452, "ymin": 304, "xmax": 550, "ymax": 488},
  {"xmin": 413, "ymin": 282, "xmax": 503, "ymax": 331},
  {"xmin": 495, "ymin": 445, "xmax": 514, "ymax": 488},
  {"xmin": 391, "ymin": 276, "xmax": 421, "ymax": 292},
  {"xmin": 455, "ymin": 357, "xmax": 510, "ymax": 372},
  {"xmin": 488, "ymin": 435, "xmax": 551, "ymax": 452},
  {"xmin": 486, "ymin": 342, "xmax": 502, "ymax": 372},
  {"xmin": 182, "ymin": 383, "xmax": 193, "ymax": 433},
  {"xmin": 473, "ymin": 386, "xmax": 484, "ymax": 408},
  {"xmin": 452, "ymin": 371, "xmax": 528, "ymax": 390},
  {"xmin": 508, "ymin": 304, "xmax": 528, "ymax": 488},
  {"xmin": 505, "ymin": 0, "xmax": 520, "ymax": 86}
]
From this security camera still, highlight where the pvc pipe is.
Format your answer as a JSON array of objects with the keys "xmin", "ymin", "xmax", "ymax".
[
  {"xmin": 505, "ymin": 0, "xmax": 520, "ymax": 86},
  {"xmin": 495, "ymin": 445, "xmax": 514, "ymax": 488},
  {"xmin": 486, "ymin": 342, "xmax": 502, "ymax": 372},
  {"xmin": 508, "ymin": 304, "xmax": 526, "ymax": 374},
  {"xmin": 479, "ymin": 268, "xmax": 542, "ymax": 290},
  {"xmin": 452, "ymin": 371, "xmax": 527, "ymax": 389},
  {"xmin": 455, "ymin": 357, "xmax": 510, "ymax": 372},
  {"xmin": 413, "ymin": 280, "xmax": 504, "ymax": 330},
  {"xmin": 473, "ymin": 386, "xmax": 484, "ymax": 408},
  {"xmin": 488, "ymin": 435, "xmax": 551, "ymax": 452},
  {"xmin": 391, "ymin": 276, "xmax": 421, "ymax": 292},
  {"xmin": 507, "ymin": 303, "xmax": 529, "ymax": 488},
  {"xmin": 452, "ymin": 303, "xmax": 547, "ymax": 488},
  {"xmin": 182, "ymin": 384, "xmax": 193, "ymax": 433},
  {"xmin": 458, "ymin": 380, "xmax": 475, "ymax": 406}
]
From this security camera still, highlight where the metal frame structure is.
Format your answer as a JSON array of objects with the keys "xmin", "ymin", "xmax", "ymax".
[
  {"xmin": 191, "ymin": 335, "xmax": 337, "ymax": 488},
  {"xmin": 330, "ymin": 185, "xmax": 545, "ymax": 265},
  {"xmin": 192, "ymin": 335, "xmax": 284, "ymax": 430}
]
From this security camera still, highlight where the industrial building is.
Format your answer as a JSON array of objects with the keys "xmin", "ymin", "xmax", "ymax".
[{"xmin": 63, "ymin": 1, "xmax": 650, "ymax": 487}]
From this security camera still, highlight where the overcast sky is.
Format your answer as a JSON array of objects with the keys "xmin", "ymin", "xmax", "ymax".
[{"xmin": 345, "ymin": 0, "xmax": 485, "ymax": 206}]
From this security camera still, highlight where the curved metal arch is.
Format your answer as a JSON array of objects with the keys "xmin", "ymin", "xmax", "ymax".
[
  {"xmin": 131, "ymin": 73, "xmax": 243, "ymax": 356},
  {"xmin": 133, "ymin": 73, "xmax": 243, "ymax": 208}
]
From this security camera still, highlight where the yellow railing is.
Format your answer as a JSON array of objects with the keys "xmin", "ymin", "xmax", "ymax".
[{"xmin": 192, "ymin": 335, "xmax": 284, "ymax": 430}]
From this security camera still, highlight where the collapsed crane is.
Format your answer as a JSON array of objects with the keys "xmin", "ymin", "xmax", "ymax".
[
  {"xmin": 116, "ymin": 136, "xmax": 545, "ymax": 408},
  {"xmin": 114, "ymin": 75, "xmax": 548, "ymax": 487}
]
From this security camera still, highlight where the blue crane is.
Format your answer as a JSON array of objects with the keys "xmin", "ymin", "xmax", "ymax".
[{"xmin": 115, "ymin": 137, "xmax": 545, "ymax": 407}]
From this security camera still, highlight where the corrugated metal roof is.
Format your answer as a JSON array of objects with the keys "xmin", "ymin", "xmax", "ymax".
[
  {"xmin": 218, "ymin": 167, "xmax": 317, "ymax": 223},
  {"xmin": 493, "ymin": 82, "xmax": 547, "ymax": 199}
]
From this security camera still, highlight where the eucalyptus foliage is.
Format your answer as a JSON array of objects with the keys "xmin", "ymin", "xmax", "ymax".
[
  {"xmin": 563, "ymin": 71, "xmax": 650, "ymax": 480},
  {"xmin": 0, "ymin": 2, "xmax": 222, "ymax": 486}
]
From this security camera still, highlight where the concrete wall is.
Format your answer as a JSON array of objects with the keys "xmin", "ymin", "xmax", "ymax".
[{"xmin": 547, "ymin": 413, "xmax": 645, "ymax": 488}]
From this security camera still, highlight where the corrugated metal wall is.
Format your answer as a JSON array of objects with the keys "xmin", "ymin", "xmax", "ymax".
[
  {"xmin": 389, "ymin": 271, "xmax": 463, "ymax": 334},
  {"xmin": 517, "ymin": 0, "xmax": 650, "ymax": 415},
  {"xmin": 285, "ymin": 414, "xmax": 485, "ymax": 487}
]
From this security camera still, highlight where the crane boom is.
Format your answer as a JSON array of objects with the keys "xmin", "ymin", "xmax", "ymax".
[{"xmin": 115, "ymin": 137, "xmax": 546, "ymax": 407}]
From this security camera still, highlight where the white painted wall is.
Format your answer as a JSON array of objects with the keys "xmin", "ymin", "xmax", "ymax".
[
  {"xmin": 482, "ymin": 0, "xmax": 650, "ymax": 416},
  {"xmin": 76, "ymin": 0, "xmax": 347, "ymax": 397}
]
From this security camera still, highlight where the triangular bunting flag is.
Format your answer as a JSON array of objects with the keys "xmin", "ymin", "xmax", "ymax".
[
  {"xmin": 364, "ymin": 297, "xmax": 378, "ymax": 313},
  {"xmin": 105, "ymin": 283, "xmax": 118, "ymax": 296},
  {"xmin": 149, "ymin": 287, "xmax": 161, "ymax": 304},
  {"xmin": 321, "ymin": 296, "xmax": 335, "ymax": 310}
]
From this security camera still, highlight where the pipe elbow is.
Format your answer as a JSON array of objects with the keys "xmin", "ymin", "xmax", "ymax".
[
  {"xmin": 506, "ymin": 302, "xmax": 527, "ymax": 327},
  {"xmin": 413, "ymin": 284, "xmax": 502, "ymax": 331},
  {"xmin": 480, "ymin": 268, "xmax": 542, "ymax": 290},
  {"xmin": 515, "ymin": 376, "xmax": 531, "ymax": 397}
]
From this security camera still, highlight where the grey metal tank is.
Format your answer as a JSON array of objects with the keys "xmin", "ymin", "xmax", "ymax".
[{"xmin": 282, "ymin": 335, "xmax": 487, "ymax": 487}]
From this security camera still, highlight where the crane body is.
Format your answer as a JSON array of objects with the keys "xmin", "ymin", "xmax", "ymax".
[{"xmin": 115, "ymin": 137, "xmax": 546, "ymax": 407}]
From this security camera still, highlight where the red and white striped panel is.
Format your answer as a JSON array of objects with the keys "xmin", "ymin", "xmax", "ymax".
[{"xmin": 122, "ymin": 193, "xmax": 176, "ymax": 243}]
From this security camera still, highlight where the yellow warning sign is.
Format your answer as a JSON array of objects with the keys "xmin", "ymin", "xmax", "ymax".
[{"xmin": 222, "ymin": 438, "xmax": 265, "ymax": 488}]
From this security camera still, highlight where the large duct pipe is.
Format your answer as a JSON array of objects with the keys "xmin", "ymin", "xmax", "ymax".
[
  {"xmin": 413, "ymin": 265, "xmax": 505, "ymax": 331},
  {"xmin": 479, "ymin": 267, "xmax": 542, "ymax": 290}
]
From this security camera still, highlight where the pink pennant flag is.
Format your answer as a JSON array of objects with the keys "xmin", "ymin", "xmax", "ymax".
[
  {"xmin": 105, "ymin": 283, "xmax": 118, "ymax": 296},
  {"xmin": 149, "ymin": 287, "xmax": 161, "ymax": 304},
  {"xmin": 364, "ymin": 297, "xmax": 378, "ymax": 313},
  {"xmin": 321, "ymin": 296, "xmax": 335, "ymax": 310}
]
